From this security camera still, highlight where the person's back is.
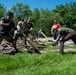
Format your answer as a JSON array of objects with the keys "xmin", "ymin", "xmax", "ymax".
[
  {"xmin": 58, "ymin": 28, "xmax": 75, "ymax": 36},
  {"xmin": 14, "ymin": 21, "xmax": 25, "ymax": 34}
]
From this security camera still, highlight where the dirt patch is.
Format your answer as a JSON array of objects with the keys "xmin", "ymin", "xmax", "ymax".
[
  {"xmin": 0, "ymin": 38, "xmax": 74, "ymax": 54},
  {"xmin": 51, "ymin": 48, "xmax": 76, "ymax": 53}
]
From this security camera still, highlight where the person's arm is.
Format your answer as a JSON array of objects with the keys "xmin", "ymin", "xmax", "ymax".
[
  {"xmin": 29, "ymin": 23, "xmax": 33, "ymax": 31},
  {"xmin": 0, "ymin": 21, "xmax": 9, "ymax": 26},
  {"xmin": 54, "ymin": 35, "xmax": 61, "ymax": 43},
  {"xmin": 29, "ymin": 27, "xmax": 33, "ymax": 31}
]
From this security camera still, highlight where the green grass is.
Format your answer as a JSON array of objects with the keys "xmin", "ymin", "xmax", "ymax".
[{"xmin": 0, "ymin": 44, "xmax": 76, "ymax": 75}]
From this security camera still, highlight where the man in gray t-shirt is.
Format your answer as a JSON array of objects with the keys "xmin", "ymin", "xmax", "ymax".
[
  {"xmin": 58, "ymin": 28, "xmax": 75, "ymax": 36},
  {"xmin": 51, "ymin": 26, "xmax": 76, "ymax": 54}
]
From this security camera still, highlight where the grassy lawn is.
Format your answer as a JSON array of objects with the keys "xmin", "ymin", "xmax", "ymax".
[{"xmin": 0, "ymin": 44, "xmax": 76, "ymax": 75}]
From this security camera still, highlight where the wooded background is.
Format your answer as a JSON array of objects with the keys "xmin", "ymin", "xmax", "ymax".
[{"xmin": 0, "ymin": 2, "xmax": 76, "ymax": 36}]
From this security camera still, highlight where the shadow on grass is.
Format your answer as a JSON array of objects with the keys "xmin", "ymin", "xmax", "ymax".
[
  {"xmin": 51, "ymin": 50, "xmax": 76, "ymax": 55},
  {"xmin": 3, "ymin": 50, "xmax": 22, "ymax": 55},
  {"xmin": 64, "ymin": 51, "xmax": 76, "ymax": 55}
]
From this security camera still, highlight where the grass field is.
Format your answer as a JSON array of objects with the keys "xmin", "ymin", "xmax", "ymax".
[{"xmin": 0, "ymin": 44, "xmax": 76, "ymax": 75}]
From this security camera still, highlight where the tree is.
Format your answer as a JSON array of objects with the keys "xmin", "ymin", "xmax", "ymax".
[
  {"xmin": 53, "ymin": 2, "xmax": 76, "ymax": 30},
  {"xmin": 0, "ymin": 3, "xmax": 6, "ymax": 18},
  {"xmin": 37, "ymin": 8, "xmax": 51, "ymax": 36},
  {"xmin": 31, "ymin": 8, "xmax": 41, "ymax": 35},
  {"xmin": 11, "ymin": 3, "xmax": 31, "ymax": 24}
]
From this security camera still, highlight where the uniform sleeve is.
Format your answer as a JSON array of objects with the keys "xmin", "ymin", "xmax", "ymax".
[{"xmin": 10, "ymin": 21, "xmax": 17, "ymax": 30}]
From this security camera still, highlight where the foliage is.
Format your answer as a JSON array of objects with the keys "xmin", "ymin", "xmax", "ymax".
[
  {"xmin": 0, "ymin": 3, "xmax": 6, "ymax": 18},
  {"xmin": 30, "ymin": 8, "xmax": 41, "ymax": 35},
  {"xmin": 1, "ymin": 2, "xmax": 76, "ymax": 36},
  {"xmin": 11, "ymin": 3, "xmax": 31, "ymax": 24},
  {"xmin": 53, "ymin": 2, "xmax": 76, "ymax": 29},
  {"xmin": 0, "ymin": 45, "xmax": 76, "ymax": 75}
]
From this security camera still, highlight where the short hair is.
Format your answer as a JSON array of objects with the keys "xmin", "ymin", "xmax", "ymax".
[
  {"xmin": 21, "ymin": 18, "xmax": 27, "ymax": 22},
  {"xmin": 6, "ymin": 11, "xmax": 14, "ymax": 16}
]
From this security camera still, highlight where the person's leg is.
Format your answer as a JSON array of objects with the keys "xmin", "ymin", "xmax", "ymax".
[
  {"xmin": 11, "ymin": 41, "xmax": 18, "ymax": 52},
  {"xmin": 55, "ymin": 33, "xmax": 58, "ymax": 45},
  {"xmin": 23, "ymin": 36, "xmax": 27, "ymax": 45},
  {"xmin": 64, "ymin": 32, "xmax": 76, "ymax": 41},
  {"xmin": 54, "ymin": 33, "xmax": 57, "ymax": 40},
  {"xmin": 0, "ymin": 35, "xmax": 3, "ymax": 42},
  {"xmin": 71, "ymin": 35, "xmax": 76, "ymax": 45},
  {"xmin": 0, "ymin": 35, "xmax": 4, "ymax": 45},
  {"xmin": 59, "ymin": 32, "xmax": 76, "ymax": 54},
  {"xmin": 37, "ymin": 32, "xmax": 41, "ymax": 38},
  {"xmin": 28, "ymin": 34, "xmax": 33, "ymax": 40},
  {"xmin": 53, "ymin": 33, "xmax": 58, "ymax": 45},
  {"xmin": 60, "ymin": 39, "xmax": 64, "ymax": 54},
  {"xmin": 14, "ymin": 34, "xmax": 20, "ymax": 44},
  {"xmin": 5, "ymin": 35, "xmax": 18, "ymax": 52}
]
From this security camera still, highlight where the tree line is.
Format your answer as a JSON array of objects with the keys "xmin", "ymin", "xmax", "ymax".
[{"xmin": 0, "ymin": 2, "xmax": 76, "ymax": 36}]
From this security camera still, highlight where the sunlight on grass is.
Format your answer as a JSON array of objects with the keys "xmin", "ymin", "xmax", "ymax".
[{"xmin": 0, "ymin": 44, "xmax": 76, "ymax": 75}]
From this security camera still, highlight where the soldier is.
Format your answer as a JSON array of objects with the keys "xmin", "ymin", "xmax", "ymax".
[
  {"xmin": 26, "ymin": 18, "xmax": 33, "ymax": 40},
  {"xmin": 51, "ymin": 26, "xmax": 76, "ymax": 54},
  {"xmin": 51, "ymin": 20, "xmax": 61, "ymax": 45},
  {"xmin": 14, "ymin": 18, "xmax": 27, "ymax": 45},
  {"xmin": 0, "ymin": 11, "xmax": 19, "ymax": 53}
]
